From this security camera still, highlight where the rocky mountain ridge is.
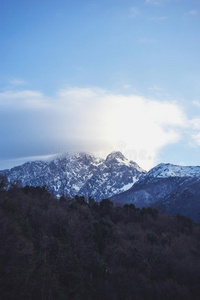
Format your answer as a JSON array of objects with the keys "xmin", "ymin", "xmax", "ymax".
[
  {"xmin": 0, "ymin": 151, "xmax": 146, "ymax": 201},
  {"xmin": 1, "ymin": 154, "xmax": 200, "ymax": 221},
  {"xmin": 111, "ymin": 162, "xmax": 200, "ymax": 222}
]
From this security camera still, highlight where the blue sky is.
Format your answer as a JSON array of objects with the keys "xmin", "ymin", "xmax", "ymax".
[{"xmin": 0, "ymin": 0, "xmax": 200, "ymax": 170}]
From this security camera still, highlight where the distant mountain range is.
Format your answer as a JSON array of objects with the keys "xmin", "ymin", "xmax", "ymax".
[
  {"xmin": 111, "ymin": 163, "xmax": 200, "ymax": 222},
  {"xmin": 1, "ymin": 152, "xmax": 200, "ymax": 222}
]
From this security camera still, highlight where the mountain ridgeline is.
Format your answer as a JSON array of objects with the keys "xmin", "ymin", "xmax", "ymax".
[
  {"xmin": 111, "ymin": 163, "xmax": 200, "ymax": 223},
  {"xmin": 0, "ymin": 151, "xmax": 145, "ymax": 201},
  {"xmin": 1, "ymin": 152, "xmax": 200, "ymax": 222}
]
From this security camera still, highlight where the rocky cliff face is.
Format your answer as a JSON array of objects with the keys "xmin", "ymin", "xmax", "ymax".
[{"xmin": 0, "ymin": 151, "xmax": 146, "ymax": 201}]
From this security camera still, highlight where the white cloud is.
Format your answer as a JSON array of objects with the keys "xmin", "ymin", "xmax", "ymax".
[
  {"xmin": 123, "ymin": 84, "xmax": 131, "ymax": 89},
  {"xmin": 149, "ymin": 85, "xmax": 164, "ymax": 92},
  {"xmin": 0, "ymin": 86, "xmax": 188, "ymax": 170},
  {"xmin": 189, "ymin": 10, "xmax": 197, "ymax": 15},
  {"xmin": 190, "ymin": 118, "xmax": 200, "ymax": 130},
  {"xmin": 0, "ymin": 89, "xmax": 47, "ymax": 109},
  {"xmin": 0, "ymin": 155, "xmax": 55, "ymax": 171},
  {"xmin": 130, "ymin": 7, "xmax": 140, "ymax": 17},
  {"xmin": 8, "ymin": 78, "xmax": 27, "ymax": 86},
  {"xmin": 191, "ymin": 132, "xmax": 200, "ymax": 146},
  {"xmin": 0, "ymin": 90, "xmax": 43, "ymax": 99},
  {"xmin": 192, "ymin": 100, "xmax": 200, "ymax": 107},
  {"xmin": 188, "ymin": 118, "xmax": 200, "ymax": 147}
]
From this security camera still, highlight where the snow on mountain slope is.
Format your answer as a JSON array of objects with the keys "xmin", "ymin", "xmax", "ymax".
[
  {"xmin": 147, "ymin": 163, "xmax": 200, "ymax": 179},
  {"xmin": 110, "ymin": 162, "xmax": 200, "ymax": 219},
  {"xmin": 2, "ymin": 155, "xmax": 200, "ymax": 222},
  {"xmin": 78, "ymin": 151, "xmax": 145, "ymax": 200},
  {"xmin": 0, "ymin": 152, "xmax": 103, "ymax": 197},
  {"xmin": 0, "ymin": 151, "xmax": 146, "ymax": 201}
]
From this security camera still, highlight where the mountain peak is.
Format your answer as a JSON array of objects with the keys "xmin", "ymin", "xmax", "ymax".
[
  {"xmin": 105, "ymin": 151, "xmax": 126, "ymax": 162},
  {"xmin": 147, "ymin": 163, "xmax": 200, "ymax": 178},
  {"xmin": 0, "ymin": 150, "xmax": 145, "ymax": 201}
]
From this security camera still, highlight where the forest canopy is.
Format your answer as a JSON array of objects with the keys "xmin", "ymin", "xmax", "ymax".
[{"xmin": 0, "ymin": 184, "xmax": 200, "ymax": 300}]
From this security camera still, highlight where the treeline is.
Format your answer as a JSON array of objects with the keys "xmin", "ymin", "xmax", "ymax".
[{"xmin": 0, "ymin": 184, "xmax": 200, "ymax": 300}]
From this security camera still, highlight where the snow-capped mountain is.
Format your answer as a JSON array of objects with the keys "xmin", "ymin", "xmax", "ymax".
[
  {"xmin": 110, "ymin": 162, "xmax": 200, "ymax": 222},
  {"xmin": 0, "ymin": 151, "xmax": 146, "ymax": 201},
  {"xmin": 2, "ymin": 155, "xmax": 200, "ymax": 221},
  {"xmin": 146, "ymin": 163, "xmax": 200, "ymax": 179},
  {"xmin": 78, "ymin": 151, "xmax": 145, "ymax": 200}
]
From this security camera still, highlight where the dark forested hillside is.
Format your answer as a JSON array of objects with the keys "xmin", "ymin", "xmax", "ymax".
[{"xmin": 1, "ymin": 184, "xmax": 200, "ymax": 300}]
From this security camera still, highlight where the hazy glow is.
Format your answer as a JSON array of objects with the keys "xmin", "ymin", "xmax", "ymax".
[
  {"xmin": 55, "ymin": 88, "xmax": 186, "ymax": 169},
  {"xmin": 0, "ymin": 86, "xmax": 190, "ymax": 170}
]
